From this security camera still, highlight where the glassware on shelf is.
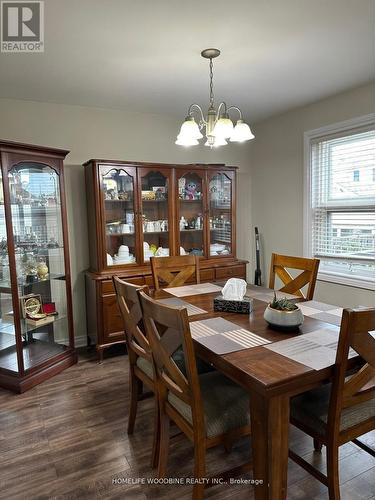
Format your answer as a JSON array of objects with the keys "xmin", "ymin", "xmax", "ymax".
[
  {"xmin": 140, "ymin": 170, "xmax": 170, "ymax": 263},
  {"xmin": 100, "ymin": 166, "xmax": 137, "ymax": 265},
  {"xmin": 209, "ymin": 173, "xmax": 233, "ymax": 256}
]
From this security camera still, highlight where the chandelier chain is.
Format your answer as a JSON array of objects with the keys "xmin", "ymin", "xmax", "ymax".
[{"xmin": 209, "ymin": 58, "xmax": 214, "ymax": 107}]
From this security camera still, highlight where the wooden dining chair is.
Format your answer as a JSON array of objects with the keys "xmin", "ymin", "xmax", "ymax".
[
  {"xmin": 268, "ymin": 253, "xmax": 320, "ymax": 300},
  {"xmin": 138, "ymin": 290, "xmax": 252, "ymax": 499},
  {"xmin": 150, "ymin": 255, "xmax": 200, "ymax": 291},
  {"xmin": 289, "ymin": 307, "xmax": 375, "ymax": 499},
  {"xmin": 113, "ymin": 277, "xmax": 161, "ymax": 468}
]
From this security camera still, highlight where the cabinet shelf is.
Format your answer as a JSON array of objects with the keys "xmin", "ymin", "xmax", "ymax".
[
  {"xmin": 104, "ymin": 199, "xmax": 133, "ymax": 203},
  {"xmin": 142, "ymin": 199, "xmax": 168, "ymax": 203},
  {"xmin": 106, "ymin": 232, "xmax": 135, "ymax": 237},
  {"xmin": 179, "ymin": 199, "xmax": 203, "ymax": 203},
  {"xmin": 143, "ymin": 231, "xmax": 169, "ymax": 235}
]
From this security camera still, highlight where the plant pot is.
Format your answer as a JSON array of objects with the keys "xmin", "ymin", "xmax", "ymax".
[{"xmin": 263, "ymin": 304, "xmax": 304, "ymax": 330}]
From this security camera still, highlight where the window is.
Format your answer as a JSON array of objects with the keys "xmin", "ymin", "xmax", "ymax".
[{"xmin": 305, "ymin": 116, "xmax": 375, "ymax": 289}]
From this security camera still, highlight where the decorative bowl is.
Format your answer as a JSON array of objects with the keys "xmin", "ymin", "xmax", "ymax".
[{"xmin": 263, "ymin": 304, "xmax": 304, "ymax": 330}]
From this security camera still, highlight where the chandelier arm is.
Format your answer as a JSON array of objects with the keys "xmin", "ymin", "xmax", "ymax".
[
  {"xmin": 217, "ymin": 102, "xmax": 228, "ymax": 119},
  {"xmin": 226, "ymin": 106, "xmax": 243, "ymax": 120},
  {"xmin": 187, "ymin": 103, "xmax": 207, "ymax": 125}
]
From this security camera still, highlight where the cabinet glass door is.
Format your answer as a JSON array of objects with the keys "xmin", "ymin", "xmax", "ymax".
[
  {"xmin": 208, "ymin": 172, "xmax": 233, "ymax": 256},
  {"xmin": 100, "ymin": 166, "xmax": 138, "ymax": 267},
  {"xmin": 139, "ymin": 169, "xmax": 171, "ymax": 262},
  {"xmin": 8, "ymin": 162, "xmax": 70, "ymax": 370},
  {"xmin": 0, "ymin": 170, "xmax": 19, "ymax": 373},
  {"xmin": 177, "ymin": 171, "xmax": 206, "ymax": 257}
]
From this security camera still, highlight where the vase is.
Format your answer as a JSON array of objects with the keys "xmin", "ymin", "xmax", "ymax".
[{"xmin": 264, "ymin": 304, "xmax": 304, "ymax": 330}]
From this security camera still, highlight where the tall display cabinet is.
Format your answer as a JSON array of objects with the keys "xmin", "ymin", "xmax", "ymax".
[
  {"xmin": 85, "ymin": 159, "xmax": 247, "ymax": 360},
  {"xmin": 0, "ymin": 140, "xmax": 76, "ymax": 393}
]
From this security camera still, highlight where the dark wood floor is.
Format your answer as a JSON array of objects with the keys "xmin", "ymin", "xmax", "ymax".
[{"xmin": 0, "ymin": 348, "xmax": 374, "ymax": 500}]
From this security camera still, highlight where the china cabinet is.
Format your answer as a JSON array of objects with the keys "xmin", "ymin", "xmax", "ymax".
[
  {"xmin": 84, "ymin": 159, "xmax": 247, "ymax": 360},
  {"xmin": 0, "ymin": 140, "xmax": 76, "ymax": 392}
]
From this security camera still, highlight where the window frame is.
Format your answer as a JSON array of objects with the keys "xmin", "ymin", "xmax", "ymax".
[{"xmin": 304, "ymin": 113, "xmax": 375, "ymax": 291}]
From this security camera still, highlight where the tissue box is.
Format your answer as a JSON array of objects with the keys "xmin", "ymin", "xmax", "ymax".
[{"xmin": 213, "ymin": 295, "xmax": 253, "ymax": 314}]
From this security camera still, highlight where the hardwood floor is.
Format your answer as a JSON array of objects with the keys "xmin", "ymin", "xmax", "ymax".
[{"xmin": 0, "ymin": 348, "xmax": 374, "ymax": 500}]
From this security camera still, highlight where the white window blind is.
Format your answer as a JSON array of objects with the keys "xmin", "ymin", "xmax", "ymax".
[{"xmin": 309, "ymin": 127, "xmax": 375, "ymax": 286}]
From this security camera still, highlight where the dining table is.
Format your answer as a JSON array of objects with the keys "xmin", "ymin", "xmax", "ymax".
[{"xmin": 154, "ymin": 283, "xmax": 358, "ymax": 500}]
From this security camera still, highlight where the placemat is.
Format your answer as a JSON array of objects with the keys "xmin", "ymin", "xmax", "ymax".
[
  {"xmin": 297, "ymin": 301, "xmax": 343, "ymax": 326},
  {"xmin": 190, "ymin": 317, "xmax": 271, "ymax": 354},
  {"xmin": 165, "ymin": 283, "xmax": 222, "ymax": 297},
  {"xmin": 157, "ymin": 297, "xmax": 207, "ymax": 316},
  {"xmin": 265, "ymin": 328, "xmax": 357, "ymax": 370}
]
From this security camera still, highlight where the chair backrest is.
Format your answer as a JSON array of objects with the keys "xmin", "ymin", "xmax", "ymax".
[
  {"xmin": 328, "ymin": 307, "xmax": 375, "ymax": 438},
  {"xmin": 138, "ymin": 290, "xmax": 205, "ymax": 432},
  {"xmin": 113, "ymin": 276, "xmax": 152, "ymax": 366},
  {"xmin": 150, "ymin": 255, "xmax": 200, "ymax": 291},
  {"xmin": 268, "ymin": 253, "xmax": 320, "ymax": 300}
]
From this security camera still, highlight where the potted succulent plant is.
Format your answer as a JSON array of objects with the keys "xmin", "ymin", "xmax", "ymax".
[{"xmin": 264, "ymin": 292, "xmax": 304, "ymax": 330}]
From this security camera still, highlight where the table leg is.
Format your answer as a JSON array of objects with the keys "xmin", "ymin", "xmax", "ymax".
[{"xmin": 250, "ymin": 392, "xmax": 290, "ymax": 500}]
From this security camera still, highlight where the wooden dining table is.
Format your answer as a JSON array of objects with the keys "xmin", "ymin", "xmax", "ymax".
[{"xmin": 154, "ymin": 284, "xmax": 350, "ymax": 500}]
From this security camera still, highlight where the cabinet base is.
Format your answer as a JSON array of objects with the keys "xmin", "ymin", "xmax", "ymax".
[{"xmin": 0, "ymin": 350, "xmax": 77, "ymax": 393}]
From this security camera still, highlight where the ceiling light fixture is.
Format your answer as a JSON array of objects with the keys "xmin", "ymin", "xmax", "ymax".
[{"xmin": 176, "ymin": 48, "xmax": 254, "ymax": 148}]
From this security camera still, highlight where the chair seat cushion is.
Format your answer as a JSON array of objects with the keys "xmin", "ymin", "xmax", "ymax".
[
  {"xmin": 291, "ymin": 382, "xmax": 375, "ymax": 437},
  {"xmin": 136, "ymin": 356, "xmax": 153, "ymax": 379},
  {"xmin": 136, "ymin": 348, "xmax": 214, "ymax": 380},
  {"xmin": 168, "ymin": 371, "xmax": 250, "ymax": 438}
]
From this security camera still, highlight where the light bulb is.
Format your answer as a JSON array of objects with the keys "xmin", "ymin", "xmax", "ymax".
[{"xmin": 175, "ymin": 136, "xmax": 199, "ymax": 146}]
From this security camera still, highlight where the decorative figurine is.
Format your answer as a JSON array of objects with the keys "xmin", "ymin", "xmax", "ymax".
[
  {"xmin": 36, "ymin": 260, "xmax": 49, "ymax": 280},
  {"xmin": 185, "ymin": 181, "xmax": 197, "ymax": 200}
]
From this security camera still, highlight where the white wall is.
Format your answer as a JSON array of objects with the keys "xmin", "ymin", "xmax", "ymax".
[
  {"xmin": 0, "ymin": 98, "xmax": 252, "ymax": 343},
  {"xmin": 250, "ymin": 81, "xmax": 375, "ymax": 307}
]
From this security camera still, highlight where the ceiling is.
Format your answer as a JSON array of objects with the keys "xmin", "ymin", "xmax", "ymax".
[{"xmin": 1, "ymin": 0, "xmax": 375, "ymax": 122}]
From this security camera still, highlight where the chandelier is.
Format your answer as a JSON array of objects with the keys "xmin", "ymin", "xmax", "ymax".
[{"xmin": 176, "ymin": 48, "xmax": 255, "ymax": 148}]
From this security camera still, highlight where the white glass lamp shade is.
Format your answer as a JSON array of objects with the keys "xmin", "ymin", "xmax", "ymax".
[
  {"xmin": 229, "ymin": 119, "xmax": 255, "ymax": 142},
  {"xmin": 213, "ymin": 116, "xmax": 234, "ymax": 139},
  {"xmin": 204, "ymin": 136, "xmax": 228, "ymax": 147},
  {"xmin": 177, "ymin": 116, "xmax": 203, "ymax": 141},
  {"xmin": 175, "ymin": 136, "xmax": 199, "ymax": 146}
]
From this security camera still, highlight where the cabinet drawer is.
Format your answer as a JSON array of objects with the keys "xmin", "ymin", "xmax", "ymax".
[
  {"xmin": 200, "ymin": 269, "xmax": 215, "ymax": 282},
  {"xmin": 102, "ymin": 295, "xmax": 124, "ymax": 339},
  {"xmin": 101, "ymin": 277, "xmax": 144, "ymax": 295},
  {"xmin": 215, "ymin": 265, "xmax": 246, "ymax": 280}
]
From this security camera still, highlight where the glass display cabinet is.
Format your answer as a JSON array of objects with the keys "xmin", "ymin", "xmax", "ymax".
[
  {"xmin": 0, "ymin": 140, "xmax": 76, "ymax": 392},
  {"xmin": 84, "ymin": 159, "xmax": 246, "ymax": 360}
]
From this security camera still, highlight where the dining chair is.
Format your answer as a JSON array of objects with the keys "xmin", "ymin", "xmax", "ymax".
[
  {"xmin": 150, "ymin": 255, "xmax": 200, "ymax": 291},
  {"xmin": 289, "ymin": 307, "xmax": 375, "ymax": 500},
  {"xmin": 138, "ymin": 290, "xmax": 252, "ymax": 499},
  {"xmin": 268, "ymin": 253, "xmax": 320, "ymax": 300},
  {"xmin": 113, "ymin": 276, "xmax": 213, "ymax": 469},
  {"xmin": 113, "ymin": 277, "xmax": 160, "ymax": 467}
]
